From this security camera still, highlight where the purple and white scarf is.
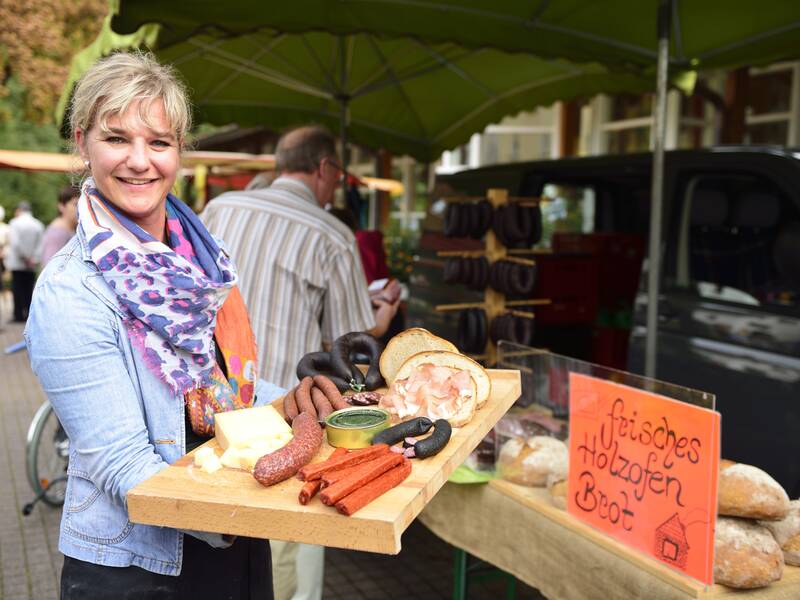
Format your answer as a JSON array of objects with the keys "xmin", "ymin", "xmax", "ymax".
[{"xmin": 77, "ymin": 177, "xmax": 237, "ymax": 394}]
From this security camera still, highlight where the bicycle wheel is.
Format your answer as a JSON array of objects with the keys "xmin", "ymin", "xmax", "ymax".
[{"xmin": 26, "ymin": 401, "xmax": 69, "ymax": 507}]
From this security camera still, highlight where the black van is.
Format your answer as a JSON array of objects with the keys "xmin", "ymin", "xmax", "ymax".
[{"xmin": 434, "ymin": 147, "xmax": 800, "ymax": 496}]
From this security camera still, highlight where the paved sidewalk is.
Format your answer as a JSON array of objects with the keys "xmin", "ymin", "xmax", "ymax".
[
  {"xmin": 0, "ymin": 303, "xmax": 544, "ymax": 600},
  {"xmin": 0, "ymin": 318, "xmax": 61, "ymax": 600}
]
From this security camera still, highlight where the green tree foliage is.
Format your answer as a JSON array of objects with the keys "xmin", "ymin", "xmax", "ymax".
[
  {"xmin": 0, "ymin": 0, "xmax": 107, "ymax": 224},
  {"xmin": 0, "ymin": 79, "xmax": 69, "ymax": 223}
]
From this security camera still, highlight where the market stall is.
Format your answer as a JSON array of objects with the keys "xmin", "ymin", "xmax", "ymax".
[
  {"xmin": 420, "ymin": 481, "xmax": 800, "ymax": 600},
  {"xmin": 420, "ymin": 343, "xmax": 800, "ymax": 598}
]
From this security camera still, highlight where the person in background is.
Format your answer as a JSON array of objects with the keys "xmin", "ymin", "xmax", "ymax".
[
  {"xmin": 329, "ymin": 206, "xmax": 404, "ymax": 343},
  {"xmin": 40, "ymin": 184, "xmax": 80, "ymax": 266},
  {"xmin": 202, "ymin": 125, "xmax": 400, "ymax": 600},
  {"xmin": 26, "ymin": 51, "xmax": 281, "ymax": 599},
  {"xmin": 0, "ymin": 205, "xmax": 9, "ymax": 328},
  {"xmin": 6, "ymin": 201, "xmax": 44, "ymax": 322}
]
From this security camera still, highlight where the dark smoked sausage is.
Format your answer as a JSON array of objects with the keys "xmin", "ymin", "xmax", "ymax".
[
  {"xmin": 371, "ymin": 417, "xmax": 433, "ymax": 446},
  {"xmin": 253, "ymin": 412, "xmax": 322, "ymax": 487}
]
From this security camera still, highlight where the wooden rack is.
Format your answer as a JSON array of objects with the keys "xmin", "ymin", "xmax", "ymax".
[{"xmin": 435, "ymin": 188, "xmax": 551, "ymax": 365}]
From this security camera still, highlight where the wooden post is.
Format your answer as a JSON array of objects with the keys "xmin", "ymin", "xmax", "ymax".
[{"xmin": 722, "ymin": 68, "xmax": 748, "ymax": 144}]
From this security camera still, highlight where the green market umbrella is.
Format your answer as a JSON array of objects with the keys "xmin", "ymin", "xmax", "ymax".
[
  {"xmin": 58, "ymin": 20, "xmax": 652, "ymax": 163},
  {"xmin": 108, "ymin": 0, "xmax": 799, "ymax": 74},
  {"xmin": 61, "ymin": 0, "xmax": 800, "ymax": 377}
]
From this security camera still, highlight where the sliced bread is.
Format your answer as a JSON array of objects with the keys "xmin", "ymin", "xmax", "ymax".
[{"xmin": 379, "ymin": 328, "xmax": 457, "ymax": 384}]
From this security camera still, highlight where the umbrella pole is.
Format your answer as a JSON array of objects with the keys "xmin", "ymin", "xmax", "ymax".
[
  {"xmin": 645, "ymin": 0, "xmax": 672, "ymax": 378},
  {"xmin": 339, "ymin": 35, "xmax": 349, "ymax": 205},
  {"xmin": 340, "ymin": 97, "xmax": 348, "ymax": 204}
]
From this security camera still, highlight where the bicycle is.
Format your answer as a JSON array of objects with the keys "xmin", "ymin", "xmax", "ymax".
[{"xmin": 22, "ymin": 399, "xmax": 69, "ymax": 515}]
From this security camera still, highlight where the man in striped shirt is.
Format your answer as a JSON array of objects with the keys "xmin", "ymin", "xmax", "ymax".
[{"xmin": 201, "ymin": 125, "xmax": 399, "ymax": 600}]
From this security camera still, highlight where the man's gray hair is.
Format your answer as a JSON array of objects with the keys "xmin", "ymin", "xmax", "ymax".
[{"xmin": 275, "ymin": 126, "xmax": 338, "ymax": 174}]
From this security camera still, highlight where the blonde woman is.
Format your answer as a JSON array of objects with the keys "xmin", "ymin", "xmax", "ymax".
[{"xmin": 25, "ymin": 52, "xmax": 279, "ymax": 599}]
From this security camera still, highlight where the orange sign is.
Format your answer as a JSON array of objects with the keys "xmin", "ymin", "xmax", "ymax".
[{"xmin": 567, "ymin": 373, "xmax": 720, "ymax": 585}]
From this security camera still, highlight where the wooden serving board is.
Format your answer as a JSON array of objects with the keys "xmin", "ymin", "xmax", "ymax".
[
  {"xmin": 127, "ymin": 369, "xmax": 521, "ymax": 554},
  {"xmin": 490, "ymin": 480, "xmax": 800, "ymax": 598}
]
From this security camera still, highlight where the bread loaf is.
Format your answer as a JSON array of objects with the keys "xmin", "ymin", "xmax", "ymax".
[
  {"xmin": 547, "ymin": 470, "xmax": 568, "ymax": 510},
  {"xmin": 760, "ymin": 500, "xmax": 800, "ymax": 566},
  {"xmin": 714, "ymin": 517, "xmax": 783, "ymax": 589},
  {"xmin": 498, "ymin": 436, "xmax": 568, "ymax": 487},
  {"xmin": 718, "ymin": 463, "xmax": 790, "ymax": 520}
]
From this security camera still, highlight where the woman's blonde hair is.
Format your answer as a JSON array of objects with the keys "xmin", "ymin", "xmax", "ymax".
[{"xmin": 69, "ymin": 51, "xmax": 192, "ymax": 152}]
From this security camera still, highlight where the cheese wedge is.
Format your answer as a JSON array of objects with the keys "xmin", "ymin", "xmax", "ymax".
[
  {"xmin": 193, "ymin": 446, "xmax": 216, "ymax": 468},
  {"xmin": 200, "ymin": 453, "xmax": 222, "ymax": 473},
  {"xmin": 214, "ymin": 405, "xmax": 292, "ymax": 450}
]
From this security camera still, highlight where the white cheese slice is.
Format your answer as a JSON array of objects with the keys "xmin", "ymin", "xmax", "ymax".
[
  {"xmin": 220, "ymin": 447, "xmax": 243, "ymax": 469},
  {"xmin": 193, "ymin": 446, "xmax": 216, "ymax": 468},
  {"xmin": 200, "ymin": 453, "xmax": 222, "ymax": 473},
  {"xmin": 214, "ymin": 405, "xmax": 293, "ymax": 450}
]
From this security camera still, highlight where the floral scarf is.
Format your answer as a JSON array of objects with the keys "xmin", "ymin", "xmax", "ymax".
[{"xmin": 78, "ymin": 178, "xmax": 258, "ymax": 435}]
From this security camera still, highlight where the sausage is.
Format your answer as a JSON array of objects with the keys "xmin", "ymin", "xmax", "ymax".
[
  {"xmin": 283, "ymin": 388, "xmax": 299, "ymax": 424},
  {"xmin": 296, "ymin": 351, "xmax": 351, "ymax": 391},
  {"xmin": 320, "ymin": 456, "xmax": 380, "ymax": 487},
  {"xmin": 330, "ymin": 332, "xmax": 385, "ymax": 391},
  {"xmin": 348, "ymin": 391, "xmax": 382, "ymax": 406},
  {"xmin": 312, "ymin": 375, "xmax": 349, "ymax": 411},
  {"xmin": 298, "ymin": 444, "xmax": 389, "ymax": 481},
  {"xmin": 295, "ymin": 376, "xmax": 316, "ymax": 417},
  {"xmin": 253, "ymin": 412, "xmax": 322, "ymax": 487},
  {"xmin": 320, "ymin": 453, "xmax": 403, "ymax": 505},
  {"xmin": 372, "ymin": 417, "xmax": 433, "ymax": 446},
  {"xmin": 334, "ymin": 458, "xmax": 412, "ymax": 516},
  {"xmin": 411, "ymin": 419, "xmax": 452, "ymax": 459},
  {"xmin": 310, "ymin": 386, "xmax": 334, "ymax": 421},
  {"xmin": 298, "ymin": 448, "xmax": 347, "ymax": 504}
]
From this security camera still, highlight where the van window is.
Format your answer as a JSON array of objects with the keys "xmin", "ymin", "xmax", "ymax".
[
  {"xmin": 674, "ymin": 174, "xmax": 799, "ymax": 310},
  {"xmin": 539, "ymin": 183, "xmax": 596, "ymax": 248}
]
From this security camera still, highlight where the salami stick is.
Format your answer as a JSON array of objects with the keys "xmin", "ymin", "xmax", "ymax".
[
  {"xmin": 253, "ymin": 413, "xmax": 322, "ymax": 487},
  {"xmin": 298, "ymin": 448, "xmax": 347, "ymax": 504},
  {"xmin": 321, "ymin": 455, "xmax": 388, "ymax": 487},
  {"xmin": 310, "ymin": 387, "xmax": 334, "ymax": 421},
  {"xmin": 335, "ymin": 459, "xmax": 412, "ymax": 516},
  {"xmin": 283, "ymin": 388, "xmax": 299, "ymax": 424},
  {"xmin": 298, "ymin": 444, "xmax": 389, "ymax": 481},
  {"xmin": 295, "ymin": 376, "xmax": 316, "ymax": 417},
  {"xmin": 320, "ymin": 453, "xmax": 403, "ymax": 505},
  {"xmin": 312, "ymin": 375, "xmax": 348, "ymax": 410}
]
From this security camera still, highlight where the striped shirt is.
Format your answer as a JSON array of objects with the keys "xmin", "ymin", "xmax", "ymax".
[{"xmin": 201, "ymin": 177, "xmax": 375, "ymax": 388}]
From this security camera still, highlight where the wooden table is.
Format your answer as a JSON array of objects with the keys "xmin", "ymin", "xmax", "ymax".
[
  {"xmin": 127, "ymin": 369, "xmax": 521, "ymax": 554},
  {"xmin": 419, "ymin": 481, "xmax": 800, "ymax": 599}
]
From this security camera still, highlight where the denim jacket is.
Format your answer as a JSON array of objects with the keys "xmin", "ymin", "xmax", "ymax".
[{"xmin": 25, "ymin": 229, "xmax": 284, "ymax": 576}]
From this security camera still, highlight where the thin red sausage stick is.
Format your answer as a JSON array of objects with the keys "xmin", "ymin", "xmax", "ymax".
[
  {"xmin": 298, "ymin": 444, "xmax": 389, "ymax": 481},
  {"xmin": 319, "ymin": 453, "xmax": 403, "ymax": 505},
  {"xmin": 335, "ymin": 458, "xmax": 412, "ymax": 516},
  {"xmin": 298, "ymin": 448, "xmax": 347, "ymax": 504}
]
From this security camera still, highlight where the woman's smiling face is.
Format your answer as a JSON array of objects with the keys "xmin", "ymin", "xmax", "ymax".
[{"xmin": 76, "ymin": 99, "xmax": 179, "ymax": 240}]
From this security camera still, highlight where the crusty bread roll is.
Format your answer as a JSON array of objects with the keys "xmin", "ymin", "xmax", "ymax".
[
  {"xmin": 379, "ymin": 328, "xmax": 458, "ymax": 384},
  {"xmin": 760, "ymin": 500, "xmax": 800, "ymax": 566},
  {"xmin": 718, "ymin": 463, "xmax": 790, "ymax": 520},
  {"xmin": 714, "ymin": 517, "xmax": 784, "ymax": 589},
  {"xmin": 547, "ymin": 470, "xmax": 568, "ymax": 510},
  {"xmin": 498, "ymin": 436, "xmax": 568, "ymax": 487}
]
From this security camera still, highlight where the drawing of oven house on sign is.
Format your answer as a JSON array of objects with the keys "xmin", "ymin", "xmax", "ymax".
[{"xmin": 654, "ymin": 513, "xmax": 689, "ymax": 569}]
